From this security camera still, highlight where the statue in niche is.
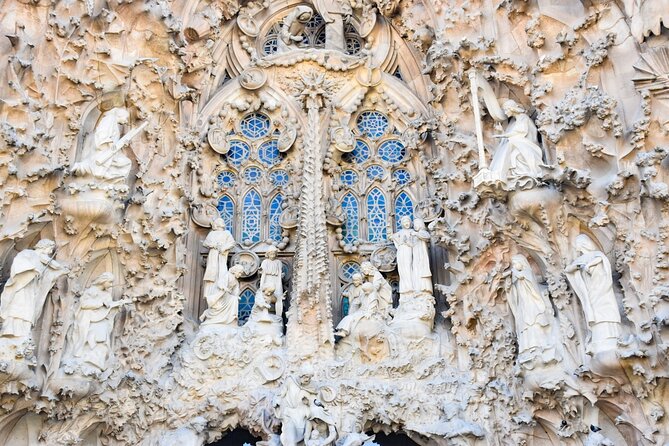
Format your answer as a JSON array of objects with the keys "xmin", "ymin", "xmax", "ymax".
[
  {"xmin": 275, "ymin": 367, "xmax": 334, "ymax": 446},
  {"xmin": 72, "ymin": 107, "xmax": 146, "ymax": 185},
  {"xmin": 412, "ymin": 218, "xmax": 433, "ymax": 295},
  {"xmin": 279, "ymin": 6, "xmax": 313, "ymax": 49},
  {"xmin": 65, "ymin": 273, "xmax": 132, "ymax": 374},
  {"xmin": 488, "ymin": 100, "xmax": 544, "ymax": 188},
  {"xmin": 200, "ymin": 264, "xmax": 245, "ymax": 327},
  {"xmin": 313, "ymin": 0, "xmax": 351, "ymax": 50},
  {"xmin": 257, "ymin": 246, "xmax": 284, "ymax": 317},
  {"xmin": 0, "ymin": 240, "xmax": 68, "ymax": 339},
  {"xmin": 565, "ymin": 234, "xmax": 622, "ymax": 353},
  {"xmin": 202, "ymin": 218, "xmax": 236, "ymax": 307},
  {"xmin": 335, "ymin": 273, "xmax": 364, "ymax": 337},
  {"xmin": 505, "ymin": 255, "xmax": 560, "ymax": 367},
  {"xmin": 360, "ymin": 261, "xmax": 392, "ymax": 319}
]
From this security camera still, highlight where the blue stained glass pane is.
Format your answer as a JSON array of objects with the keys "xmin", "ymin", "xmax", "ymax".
[
  {"xmin": 393, "ymin": 169, "xmax": 411, "ymax": 185},
  {"xmin": 342, "ymin": 296, "xmax": 350, "ymax": 317},
  {"xmin": 340, "ymin": 169, "xmax": 358, "ymax": 186},
  {"xmin": 378, "ymin": 139, "xmax": 406, "ymax": 164},
  {"xmin": 269, "ymin": 194, "xmax": 284, "ymax": 242},
  {"xmin": 356, "ymin": 111, "xmax": 389, "ymax": 140},
  {"xmin": 226, "ymin": 140, "xmax": 250, "ymax": 166},
  {"xmin": 242, "ymin": 190, "xmax": 261, "ymax": 243},
  {"xmin": 263, "ymin": 37, "xmax": 278, "ymax": 55},
  {"xmin": 341, "ymin": 193, "xmax": 359, "ymax": 245},
  {"xmin": 367, "ymin": 188, "xmax": 387, "ymax": 243},
  {"xmin": 240, "ymin": 113, "xmax": 271, "ymax": 140},
  {"xmin": 342, "ymin": 140, "xmax": 370, "ymax": 164},
  {"xmin": 243, "ymin": 167, "xmax": 263, "ymax": 184},
  {"xmin": 238, "ymin": 289, "xmax": 255, "ymax": 325},
  {"xmin": 216, "ymin": 195, "xmax": 234, "ymax": 232},
  {"xmin": 258, "ymin": 139, "xmax": 282, "ymax": 167},
  {"xmin": 217, "ymin": 171, "xmax": 236, "ymax": 188},
  {"xmin": 366, "ymin": 164, "xmax": 385, "ymax": 180},
  {"xmin": 305, "ymin": 14, "xmax": 324, "ymax": 31},
  {"xmin": 270, "ymin": 169, "xmax": 289, "ymax": 187},
  {"xmin": 394, "ymin": 192, "xmax": 414, "ymax": 231},
  {"xmin": 341, "ymin": 261, "xmax": 361, "ymax": 280}
]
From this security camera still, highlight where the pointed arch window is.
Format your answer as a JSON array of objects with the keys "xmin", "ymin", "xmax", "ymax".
[
  {"xmin": 217, "ymin": 195, "xmax": 235, "ymax": 232},
  {"xmin": 394, "ymin": 191, "xmax": 414, "ymax": 231},
  {"xmin": 269, "ymin": 194, "xmax": 284, "ymax": 242},
  {"xmin": 242, "ymin": 190, "xmax": 262, "ymax": 243},
  {"xmin": 341, "ymin": 193, "xmax": 359, "ymax": 245},
  {"xmin": 367, "ymin": 188, "xmax": 387, "ymax": 243},
  {"xmin": 238, "ymin": 288, "xmax": 255, "ymax": 325}
]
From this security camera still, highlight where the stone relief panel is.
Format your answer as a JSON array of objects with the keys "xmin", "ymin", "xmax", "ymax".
[{"xmin": 0, "ymin": 0, "xmax": 668, "ymax": 445}]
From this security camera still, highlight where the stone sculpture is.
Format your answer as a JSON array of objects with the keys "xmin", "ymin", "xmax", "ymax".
[
  {"xmin": 0, "ymin": 240, "xmax": 68, "ymax": 339},
  {"xmin": 257, "ymin": 246, "xmax": 284, "ymax": 316},
  {"xmin": 488, "ymin": 100, "xmax": 544, "ymax": 188},
  {"xmin": 360, "ymin": 261, "xmax": 392, "ymax": 320},
  {"xmin": 64, "ymin": 273, "xmax": 131, "ymax": 374},
  {"xmin": 506, "ymin": 255, "xmax": 560, "ymax": 367},
  {"xmin": 335, "ymin": 273, "xmax": 364, "ymax": 337},
  {"xmin": 199, "ymin": 264, "xmax": 244, "ymax": 327},
  {"xmin": 72, "ymin": 107, "xmax": 146, "ymax": 185},
  {"xmin": 565, "ymin": 234, "xmax": 622, "ymax": 354},
  {"xmin": 202, "ymin": 218, "xmax": 236, "ymax": 308},
  {"xmin": 279, "ymin": 6, "xmax": 313, "ymax": 49},
  {"xmin": 391, "ymin": 216, "xmax": 433, "ymax": 297}
]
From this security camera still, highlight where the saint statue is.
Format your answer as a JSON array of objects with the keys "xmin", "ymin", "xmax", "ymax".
[
  {"xmin": 0, "ymin": 240, "xmax": 68, "ymax": 338},
  {"xmin": 72, "ymin": 107, "xmax": 146, "ymax": 185},
  {"xmin": 391, "ymin": 216, "xmax": 415, "ymax": 298},
  {"xmin": 257, "ymin": 246, "xmax": 284, "ymax": 317},
  {"xmin": 412, "ymin": 218, "xmax": 433, "ymax": 294},
  {"xmin": 565, "ymin": 234, "xmax": 622, "ymax": 353},
  {"xmin": 200, "ymin": 264, "xmax": 245, "ymax": 327},
  {"xmin": 360, "ymin": 262, "xmax": 392, "ymax": 319},
  {"xmin": 313, "ymin": 0, "xmax": 351, "ymax": 50},
  {"xmin": 279, "ymin": 5, "xmax": 313, "ymax": 49},
  {"xmin": 67, "ymin": 273, "xmax": 131, "ymax": 373},
  {"xmin": 335, "ymin": 273, "xmax": 364, "ymax": 337},
  {"xmin": 489, "ymin": 100, "xmax": 544, "ymax": 187},
  {"xmin": 506, "ymin": 255, "xmax": 559, "ymax": 366},
  {"xmin": 202, "ymin": 218, "xmax": 236, "ymax": 306}
]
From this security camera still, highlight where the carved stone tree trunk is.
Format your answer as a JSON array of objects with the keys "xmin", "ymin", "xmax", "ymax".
[{"xmin": 286, "ymin": 72, "xmax": 335, "ymax": 360}]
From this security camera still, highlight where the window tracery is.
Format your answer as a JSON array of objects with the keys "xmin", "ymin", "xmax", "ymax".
[{"xmin": 238, "ymin": 288, "xmax": 255, "ymax": 325}]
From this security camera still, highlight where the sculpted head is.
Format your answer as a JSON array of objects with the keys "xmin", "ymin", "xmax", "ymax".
[
  {"xmin": 35, "ymin": 239, "xmax": 56, "ymax": 255},
  {"xmin": 400, "ymin": 216, "xmax": 412, "ymax": 229},
  {"xmin": 263, "ymin": 285, "xmax": 275, "ymax": 296},
  {"xmin": 266, "ymin": 246, "xmax": 279, "ymax": 259},
  {"xmin": 413, "ymin": 218, "xmax": 426, "ymax": 231},
  {"xmin": 109, "ymin": 107, "xmax": 130, "ymax": 125},
  {"xmin": 92, "ymin": 272, "xmax": 114, "ymax": 289},
  {"xmin": 574, "ymin": 234, "xmax": 599, "ymax": 255},
  {"xmin": 351, "ymin": 272, "xmax": 363, "ymax": 286},
  {"xmin": 361, "ymin": 261, "xmax": 376, "ymax": 277},
  {"xmin": 511, "ymin": 255, "xmax": 529, "ymax": 272},
  {"xmin": 502, "ymin": 99, "xmax": 524, "ymax": 117},
  {"xmin": 211, "ymin": 217, "xmax": 227, "ymax": 231},
  {"xmin": 229, "ymin": 264, "xmax": 245, "ymax": 278}
]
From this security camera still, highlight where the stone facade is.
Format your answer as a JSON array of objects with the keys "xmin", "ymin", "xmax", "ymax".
[{"xmin": 0, "ymin": 0, "xmax": 668, "ymax": 445}]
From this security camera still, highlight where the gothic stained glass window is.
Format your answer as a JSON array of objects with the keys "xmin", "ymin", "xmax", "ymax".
[
  {"xmin": 269, "ymin": 194, "xmax": 284, "ymax": 242},
  {"xmin": 238, "ymin": 288, "xmax": 255, "ymax": 325},
  {"xmin": 357, "ymin": 111, "xmax": 389, "ymax": 140},
  {"xmin": 393, "ymin": 169, "xmax": 411, "ymax": 185},
  {"xmin": 367, "ymin": 188, "xmax": 388, "ymax": 243},
  {"xmin": 240, "ymin": 113, "xmax": 271, "ymax": 140},
  {"xmin": 366, "ymin": 164, "xmax": 385, "ymax": 181},
  {"xmin": 242, "ymin": 190, "xmax": 262, "ymax": 243},
  {"xmin": 394, "ymin": 191, "xmax": 414, "ymax": 231},
  {"xmin": 217, "ymin": 195, "xmax": 235, "ymax": 232},
  {"xmin": 340, "ymin": 169, "xmax": 359, "ymax": 186},
  {"xmin": 342, "ymin": 139, "xmax": 370, "ymax": 164},
  {"xmin": 378, "ymin": 139, "xmax": 407, "ymax": 164},
  {"xmin": 258, "ymin": 139, "xmax": 282, "ymax": 167},
  {"xmin": 217, "ymin": 170, "xmax": 236, "ymax": 188},
  {"xmin": 270, "ymin": 169, "xmax": 289, "ymax": 186},
  {"xmin": 226, "ymin": 140, "xmax": 250, "ymax": 166},
  {"xmin": 341, "ymin": 193, "xmax": 359, "ymax": 245}
]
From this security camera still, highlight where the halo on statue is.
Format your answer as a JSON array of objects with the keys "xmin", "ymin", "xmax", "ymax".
[
  {"xmin": 371, "ymin": 245, "xmax": 397, "ymax": 272},
  {"xmin": 231, "ymin": 251, "xmax": 261, "ymax": 278},
  {"xmin": 191, "ymin": 203, "xmax": 220, "ymax": 228}
]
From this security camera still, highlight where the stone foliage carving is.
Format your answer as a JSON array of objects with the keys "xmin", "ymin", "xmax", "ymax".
[{"xmin": 1, "ymin": 0, "xmax": 669, "ymax": 445}]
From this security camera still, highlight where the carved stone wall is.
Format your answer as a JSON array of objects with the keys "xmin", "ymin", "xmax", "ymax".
[{"xmin": 0, "ymin": 0, "xmax": 668, "ymax": 445}]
